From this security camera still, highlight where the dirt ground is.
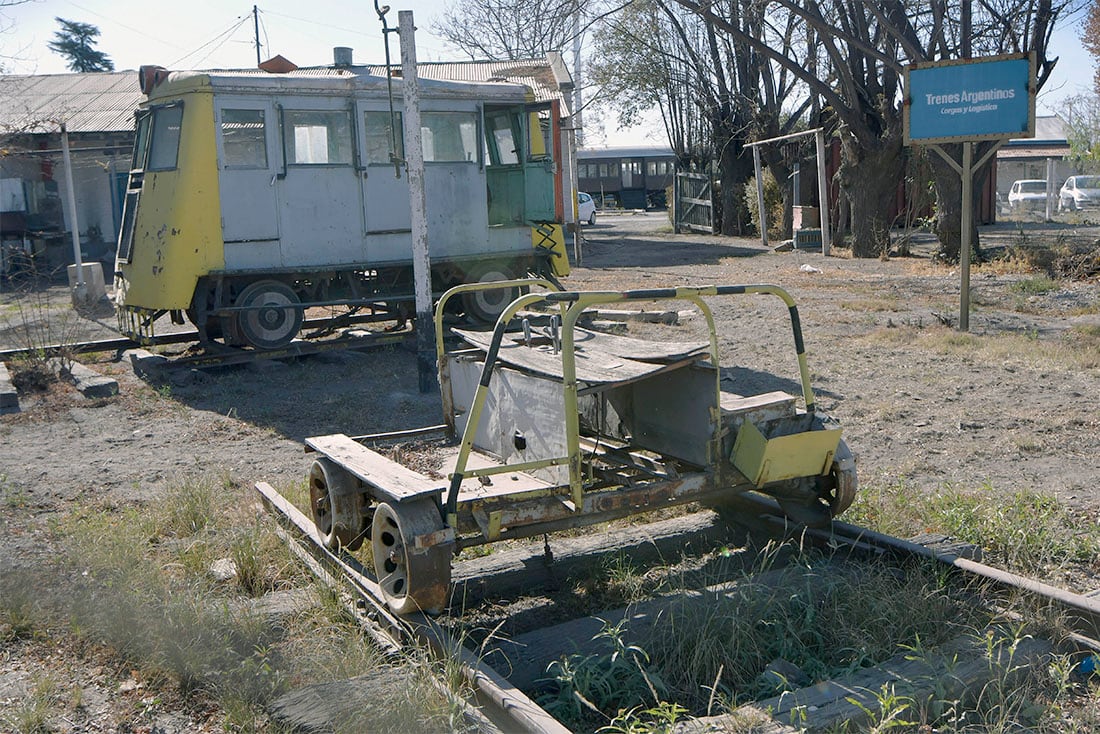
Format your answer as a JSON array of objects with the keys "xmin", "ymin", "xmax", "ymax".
[{"xmin": 2, "ymin": 213, "xmax": 1099, "ymax": 731}]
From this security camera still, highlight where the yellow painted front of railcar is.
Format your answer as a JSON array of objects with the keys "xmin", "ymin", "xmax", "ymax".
[{"xmin": 115, "ymin": 91, "xmax": 223, "ymax": 313}]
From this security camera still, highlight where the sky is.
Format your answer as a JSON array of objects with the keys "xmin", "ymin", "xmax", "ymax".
[{"xmin": 1, "ymin": 0, "xmax": 1096, "ymax": 147}]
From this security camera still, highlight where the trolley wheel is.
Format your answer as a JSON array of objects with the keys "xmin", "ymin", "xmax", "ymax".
[
  {"xmin": 461, "ymin": 264, "xmax": 518, "ymax": 324},
  {"xmin": 777, "ymin": 438, "xmax": 858, "ymax": 528},
  {"xmin": 232, "ymin": 279, "xmax": 303, "ymax": 349},
  {"xmin": 371, "ymin": 500, "xmax": 452, "ymax": 616},
  {"xmin": 309, "ymin": 458, "xmax": 368, "ymax": 551}
]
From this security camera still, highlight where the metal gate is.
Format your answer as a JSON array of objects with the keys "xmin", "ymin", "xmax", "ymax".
[{"xmin": 674, "ymin": 171, "xmax": 714, "ymax": 234}]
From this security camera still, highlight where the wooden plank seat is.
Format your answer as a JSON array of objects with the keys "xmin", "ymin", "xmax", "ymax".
[
  {"xmin": 719, "ymin": 391, "xmax": 798, "ymax": 431},
  {"xmin": 305, "ymin": 434, "xmax": 447, "ymax": 503}
]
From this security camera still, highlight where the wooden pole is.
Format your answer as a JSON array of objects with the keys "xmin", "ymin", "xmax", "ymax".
[
  {"xmin": 960, "ymin": 141, "xmax": 973, "ymax": 332},
  {"xmin": 815, "ymin": 129, "xmax": 831, "ymax": 255},
  {"xmin": 398, "ymin": 11, "xmax": 436, "ymax": 393},
  {"xmin": 752, "ymin": 145, "xmax": 767, "ymax": 248}
]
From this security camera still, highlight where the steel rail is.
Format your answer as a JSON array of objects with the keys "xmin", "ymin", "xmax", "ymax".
[
  {"xmin": 0, "ymin": 312, "xmax": 397, "ymax": 360},
  {"xmin": 254, "ymin": 481, "xmax": 569, "ymax": 734},
  {"xmin": 730, "ymin": 492, "xmax": 1100, "ymax": 643}
]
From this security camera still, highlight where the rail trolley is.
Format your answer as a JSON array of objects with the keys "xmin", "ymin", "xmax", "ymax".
[
  {"xmin": 305, "ymin": 281, "xmax": 857, "ymax": 615},
  {"xmin": 114, "ymin": 65, "xmax": 569, "ymax": 349}
]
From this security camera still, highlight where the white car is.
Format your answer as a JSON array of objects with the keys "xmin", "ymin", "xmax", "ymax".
[
  {"xmin": 577, "ymin": 191, "xmax": 597, "ymax": 226},
  {"xmin": 1058, "ymin": 175, "xmax": 1100, "ymax": 211},
  {"xmin": 1007, "ymin": 179, "xmax": 1048, "ymax": 212}
]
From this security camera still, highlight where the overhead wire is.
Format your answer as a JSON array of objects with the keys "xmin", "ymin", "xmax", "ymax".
[
  {"xmin": 63, "ymin": 0, "xmax": 185, "ymax": 50},
  {"xmin": 169, "ymin": 14, "xmax": 252, "ymax": 68}
]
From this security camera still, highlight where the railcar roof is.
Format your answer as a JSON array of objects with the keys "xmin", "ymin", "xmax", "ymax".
[{"xmin": 148, "ymin": 66, "xmax": 533, "ymax": 103}]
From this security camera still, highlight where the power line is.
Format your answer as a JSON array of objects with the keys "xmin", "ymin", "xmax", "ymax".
[
  {"xmin": 169, "ymin": 15, "xmax": 252, "ymax": 68},
  {"xmin": 63, "ymin": 0, "xmax": 185, "ymax": 50}
]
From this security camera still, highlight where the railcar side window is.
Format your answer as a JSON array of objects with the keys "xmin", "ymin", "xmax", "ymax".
[
  {"xmin": 364, "ymin": 110, "xmax": 403, "ymax": 165},
  {"xmin": 131, "ymin": 111, "xmax": 151, "ymax": 171},
  {"xmin": 286, "ymin": 110, "xmax": 352, "ymax": 165},
  {"xmin": 526, "ymin": 106, "xmax": 552, "ymax": 162},
  {"xmin": 147, "ymin": 104, "xmax": 183, "ymax": 171},
  {"xmin": 422, "ymin": 112, "xmax": 478, "ymax": 163},
  {"xmin": 486, "ymin": 113, "xmax": 519, "ymax": 165},
  {"xmin": 221, "ymin": 109, "xmax": 267, "ymax": 168}
]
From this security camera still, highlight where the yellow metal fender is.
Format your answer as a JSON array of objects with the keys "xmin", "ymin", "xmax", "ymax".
[{"xmin": 531, "ymin": 223, "xmax": 570, "ymax": 277}]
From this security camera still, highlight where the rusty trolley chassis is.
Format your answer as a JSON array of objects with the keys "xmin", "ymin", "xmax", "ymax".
[{"xmin": 306, "ymin": 282, "xmax": 857, "ymax": 615}]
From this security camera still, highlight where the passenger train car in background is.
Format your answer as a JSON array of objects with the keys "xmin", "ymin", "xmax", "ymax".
[
  {"xmin": 114, "ymin": 65, "xmax": 568, "ymax": 349},
  {"xmin": 576, "ymin": 146, "xmax": 676, "ymax": 210}
]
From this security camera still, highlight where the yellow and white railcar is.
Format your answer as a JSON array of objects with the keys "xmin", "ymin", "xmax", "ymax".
[{"xmin": 114, "ymin": 65, "xmax": 568, "ymax": 349}]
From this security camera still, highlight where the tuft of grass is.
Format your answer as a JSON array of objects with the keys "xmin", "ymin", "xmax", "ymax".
[
  {"xmin": 638, "ymin": 551, "xmax": 977, "ymax": 713},
  {"xmin": 0, "ymin": 674, "xmax": 59, "ymax": 734},
  {"xmin": 540, "ymin": 619, "xmax": 669, "ymax": 730},
  {"xmin": 1009, "ymin": 276, "xmax": 1059, "ymax": 295},
  {"xmin": 0, "ymin": 569, "xmax": 43, "ymax": 642},
  {"xmin": 15, "ymin": 472, "xmax": 471, "ymax": 729},
  {"xmin": 847, "ymin": 480, "xmax": 1100, "ymax": 575}
]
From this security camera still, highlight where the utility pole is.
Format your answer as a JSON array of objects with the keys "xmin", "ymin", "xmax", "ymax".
[
  {"xmin": 253, "ymin": 5, "xmax": 262, "ymax": 66},
  {"xmin": 398, "ymin": 11, "xmax": 436, "ymax": 393}
]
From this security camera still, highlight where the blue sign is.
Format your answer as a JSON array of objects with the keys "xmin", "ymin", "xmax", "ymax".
[{"xmin": 905, "ymin": 54, "xmax": 1034, "ymax": 144}]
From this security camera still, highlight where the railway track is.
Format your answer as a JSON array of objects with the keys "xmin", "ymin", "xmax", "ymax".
[
  {"xmin": 255, "ymin": 480, "xmax": 1100, "ymax": 733},
  {"xmin": 0, "ymin": 312, "xmax": 407, "ymax": 368}
]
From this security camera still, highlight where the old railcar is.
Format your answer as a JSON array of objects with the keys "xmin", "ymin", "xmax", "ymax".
[
  {"xmin": 577, "ymin": 146, "xmax": 676, "ymax": 210},
  {"xmin": 114, "ymin": 65, "xmax": 569, "ymax": 349}
]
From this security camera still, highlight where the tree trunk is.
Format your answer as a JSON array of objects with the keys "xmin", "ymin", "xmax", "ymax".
[
  {"xmin": 837, "ymin": 132, "xmax": 905, "ymax": 257},
  {"xmin": 930, "ymin": 145, "xmax": 988, "ymax": 262},
  {"xmin": 717, "ymin": 135, "xmax": 753, "ymax": 235}
]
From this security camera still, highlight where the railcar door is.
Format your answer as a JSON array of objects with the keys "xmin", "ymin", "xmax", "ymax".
[
  {"xmin": 215, "ymin": 100, "xmax": 280, "ymax": 269},
  {"xmin": 276, "ymin": 101, "xmax": 365, "ymax": 267},
  {"xmin": 419, "ymin": 108, "xmax": 486, "ymax": 258},
  {"xmin": 357, "ymin": 104, "xmax": 411, "ymax": 244},
  {"xmin": 522, "ymin": 102, "xmax": 558, "ymax": 223}
]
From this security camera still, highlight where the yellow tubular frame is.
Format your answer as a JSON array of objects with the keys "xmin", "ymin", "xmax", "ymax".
[{"xmin": 437, "ymin": 283, "xmax": 817, "ymax": 531}]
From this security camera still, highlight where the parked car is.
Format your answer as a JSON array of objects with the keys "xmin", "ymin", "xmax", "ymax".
[
  {"xmin": 1058, "ymin": 175, "xmax": 1100, "ymax": 211},
  {"xmin": 577, "ymin": 191, "xmax": 597, "ymax": 225},
  {"xmin": 1007, "ymin": 179, "xmax": 1049, "ymax": 212}
]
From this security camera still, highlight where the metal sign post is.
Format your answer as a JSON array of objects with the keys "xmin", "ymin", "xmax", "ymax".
[
  {"xmin": 398, "ymin": 11, "xmax": 436, "ymax": 393},
  {"xmin": 905, "ymin": 53, "xmax": 1034, "ymax": 331}
]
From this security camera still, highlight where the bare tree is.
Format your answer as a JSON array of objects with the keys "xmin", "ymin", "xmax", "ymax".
[
  {"xmin": 591, "ymin": 0, "xmax": 807, "ymax": 235},
  {"xmin": 432, "ymin": 0, "xmax": 585, "ymax": 60},
  {"xmin": 671, "ymin": 0, "xmax": 1066, "ymax": 258}
]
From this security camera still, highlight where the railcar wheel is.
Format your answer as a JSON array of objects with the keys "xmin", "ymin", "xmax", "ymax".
[
  {"xmin": 371, "ymin": 500, "xmax": 452, "ymax": 616},
  {"xmin": 777, "ymin": 438, "xmax": 857, "ymax": 528},
  {"xmin": 461, "ymin": 265, "xmax": 518, "ymax": 324},
  {"xmin": 232, "ymin": 280, "xmax": 303, "ymax": 349},
  {"xmin": 309, "ymin": 458, "xmax": 368, "ymax": 551}
]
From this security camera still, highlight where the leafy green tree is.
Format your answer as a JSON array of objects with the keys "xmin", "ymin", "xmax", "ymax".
[{"xmin": 47, "ymin": 17, "xmax": 114, "ymax": 73}]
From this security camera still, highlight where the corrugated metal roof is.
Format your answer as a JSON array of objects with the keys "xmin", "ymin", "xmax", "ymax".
[
  {"xmin": 0, "ymin": 71, "xmax": 140, "ymax": 133},
  {"xmin": 363, "ymin": 59, "xmax": 569, "ymax": 105},
  {"xmin": 0, "ymin": 56, "xmax": 570, "ymax": 135}
]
